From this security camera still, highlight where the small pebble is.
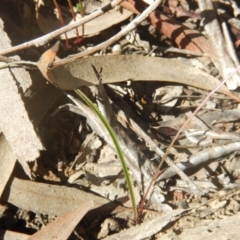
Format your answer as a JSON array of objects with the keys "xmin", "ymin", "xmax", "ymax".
[{"xmin": 112, "ymin": 44, "xmax": 121, "ymax": 54}]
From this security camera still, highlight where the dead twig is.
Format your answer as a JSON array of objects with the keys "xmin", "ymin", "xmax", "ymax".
[
  {"xmin": 184, "ymin": 129, "xmax": 240, "ymax": 146},
  {"xmin": 53, "ymin": 0, "xmax": 163, "ymax": 67},
  {"xmin": 157, "ymin": 139, "xmax": 240, "ymax": 181},
  {"xmin": 0, "ymin": 0, "xmax": 124, "ymax": 56}
]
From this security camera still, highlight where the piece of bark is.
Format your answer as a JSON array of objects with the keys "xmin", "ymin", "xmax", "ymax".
[
  {"xmin": 0, "ymin": 133, "xmax": 17, "ymax": 198},
  {"xmin": 0, "ymin": 19, "xmax": 43, "ymax": 171},
  {"xmin": 121, "ymin": 0, "xmax": 216, "ymax": 62}
]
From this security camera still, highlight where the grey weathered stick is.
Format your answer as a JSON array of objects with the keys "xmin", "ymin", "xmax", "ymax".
[
  {"xmin": 53, "ymin": 0, "xmax": 163, "ymax": 66},
  {"xmin": 157, "ymin": 142, "xmax": 240, "ymax": 181},
  {"xmin": 0, "ymin": 0, "xmax": 124, "ymax": 55}
]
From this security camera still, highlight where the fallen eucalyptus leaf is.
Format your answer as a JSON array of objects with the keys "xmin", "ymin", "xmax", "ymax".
[
  {"xmin": 37, "ymin": 45, "xmax": 240, "ymax": 102},
  {"xmin": 2, "ymin": 178, "xmax": 127, "ymax": 217},
  {"xmin": 29, "ymin": 201, "xmax": 94, "ymax": 240}
]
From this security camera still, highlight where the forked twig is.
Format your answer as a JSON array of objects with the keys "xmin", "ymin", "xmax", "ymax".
[
  {"xmin": 0, "ymin": 0, "xmax": 124, "ymax": 55},
  {"xmin": 53, "ymin": 0, "xmax": 163, "ymax": 67}
]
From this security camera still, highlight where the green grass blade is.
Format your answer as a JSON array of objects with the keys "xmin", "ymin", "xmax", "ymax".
[{"xmin": 74, "ymin": 89, "xmax": 137, "ymax": 219}]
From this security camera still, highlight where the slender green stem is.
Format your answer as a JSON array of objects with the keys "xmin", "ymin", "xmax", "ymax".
[{"xmin": 74, "ymin": 89, "xmax": 137, "ymax": 219}]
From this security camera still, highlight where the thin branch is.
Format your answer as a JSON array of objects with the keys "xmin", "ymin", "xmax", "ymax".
[
  {"xmin": 53, "ymin": 0, "xmax": 163, "ymax": 67},
  {"xmin": 157, "ymin": 142, "xmax": 240, "ymax": 181},
  {"xmin": 0, "ymin": 0, "xmax": 124, "ymax": 56}
]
